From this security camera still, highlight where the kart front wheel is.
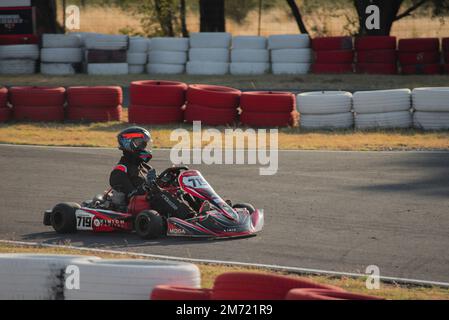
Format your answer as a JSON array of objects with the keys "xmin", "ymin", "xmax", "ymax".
[
  {"xmin": 135, "ymin": 210, "xmax": 165, "ymax": 239},
  {"xmin": 51, "ymin": 202, "xmax": 79, "ymax": 234},
  {"xmin": 233, "ymin": 203, "xmax": 255, "ymax": 215}
]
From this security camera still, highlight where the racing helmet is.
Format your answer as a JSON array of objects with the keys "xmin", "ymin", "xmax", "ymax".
[{"xmin": 117, "ymin": 127, "xmax": 152, "ymax": 162}]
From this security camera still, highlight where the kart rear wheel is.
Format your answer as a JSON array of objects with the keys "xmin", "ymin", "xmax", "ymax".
[
  {"xmin": 233, "ymin": 203, "xmax": 255, "ymax": 215},
  {"xmin": 51, "ymin": 202, "xmax": 79, "ymax": 233},
  {"xmin": 135, "ymin": 210, "xmax": 165, "ymax": 239}
]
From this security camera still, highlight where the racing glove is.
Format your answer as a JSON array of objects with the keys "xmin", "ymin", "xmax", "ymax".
[{"xmin": 147, "ymin": 168, "xmax": 157, "ymax": 186}]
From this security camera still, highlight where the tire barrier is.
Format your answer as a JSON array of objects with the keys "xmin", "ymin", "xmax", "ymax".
[
  {"xmin": 355, "ymin": 36, "xmax": 397, "ymax": 74},
  {"xmin": 129, "ymin": 80, "xmax": 187, "ymax": 124},
  {"xmin": 185, "ymin": 84, "xmax": 240, "ymax": 125},
  {"xmin": 0, "ymin": 44, "xmax": 39, "ymax": 74},
  {"xmin": 0, "ymin": 254, "xmax": 200, "ymax": 300},
  {"xmin": 128, "ymin": 37, "xmax": 149, "ymax": 74},
  {"xmin": 0, "ymin": 87, "xmax": 11, "ymax": 123},
  {"xmin": 41, "ymin": 34, "xmax": 83, "ymax": 75},
  {"xmin": 285, "ymin": 288, "xmax": 384, "ymax": 300},
  {"xmin": 85, "ymin": 34, "xmax": 129, "ymax": 75},
  {"xmin": 187, "ymin": 32, "xmax": 231, "ymax": 75},
  {"xmin": 0, "ymin": 34, "xmax": 39, "ymax": 45},
  {"xmin": 311, "ymin": 36, "xmax": 354, "ymax": 74},
  {"xmin": 67, "ymin": 86, "xmax": 123, "ymax": 122},
  {"xmin": 151, "ymin": 285, "xmax": 212, "ymax": 300},
  {"xmin": 443, "ymin": 38, "xmax": 449, "ymax": 73},
  {"xmin": 240, "ymin": 91, "xmax": 295, "ymax": 127},
  {"xmin": 269, "ymin": 34, "xmax": 311, "ymax": 75},
  {"xmin": 412, "ymin": 87, "xmax": 449, "ymax": 130},
  {"xmin": 398, "ymin": 38, "xmax": 441, "ymax": 75},
  {"xmin": 10, "ymin": 86, "xmax": 65, "ymax": 122},
  {"xmin": 353, "ymin": 89, "xmax": 412, "ymax": 129},
  {"xmin": 148, "ymin": 37, "xmax": 189, "ymax": 75},
  {"xmin": 297, "ymin": 91, "xmax": 353, "ymax": 129},
  {"xmin": 231, "ymin": 36, "xmax": 269, "ymax": 75}
]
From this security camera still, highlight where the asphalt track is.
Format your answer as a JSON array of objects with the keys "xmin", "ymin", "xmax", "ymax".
[{"xmin": 0, "ymin": 144, "xmax": 448, "ymax": 283}]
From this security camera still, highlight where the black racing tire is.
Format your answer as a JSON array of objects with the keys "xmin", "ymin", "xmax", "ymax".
[
  {"xmin": 233, "ymin": 203, "xmax": 255, "ymax": 215},
  {"xmin": 51, "ymin": 202, "xmax": 79, "ymax": 234},
  {"xmin": 135, "ymin": 210, "xmax": 165, "ymax": 239}
]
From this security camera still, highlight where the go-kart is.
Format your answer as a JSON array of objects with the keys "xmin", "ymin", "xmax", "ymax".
[{"xmin": 43, "ymin": 166, "xmax": 264, "ymax": 239}]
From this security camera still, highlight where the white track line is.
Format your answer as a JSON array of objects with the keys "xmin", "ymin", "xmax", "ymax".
[{"xmin": 1, "ymin": 240, "xmax": 448, "ymax": 288}]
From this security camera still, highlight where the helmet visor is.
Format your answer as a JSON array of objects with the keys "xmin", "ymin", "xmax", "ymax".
[{"xmin": 132, "ymin": 137, "xmax": 150, "ymax": 151}]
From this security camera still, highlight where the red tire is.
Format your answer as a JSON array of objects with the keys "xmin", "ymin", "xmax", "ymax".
[
  {"xmin": 187, "ymin": 84, "xmax": 241, "ymax": 109},
  {"xmin": 311, "ymin": 36, "xmax": 353, "ymax": 51},
  {"xmin": 9, "ymin": 87, "xmax": 66, "ymax": 107},
  {"xmin": 444, "ymin": 64, "xmax": 449, "ymax": 74},
  {"xmin": 0, "ymin": 107, "xmax": 12, "ymax": 123},
  {"xmin": 128, "ymin": 105, "xmax": 184, "ymax": 124},
  {"xmin": 286, "ymin": 288, "xmax": 384, "ymax": 300},
  {"xmin": 443, "ymin": 37, "xmax": 449, "ymax": 52},
  {"xmin": 240, "ymin": 111, "xmax": 296, "ymax": 128},
  {"xmin": 130, "ymin": 80, "xmax": 187, "ymax": 107},
  {"xmin": 240, "ymin": 91, "xmax": 295, "ymax": 113},
  {"xmin": 314, "ymin": 50, "xmax": 354, "ymax": 64},
  {"xmin": 355, "ymin": 36, "xmax": 396, "ymax": 51},
  {"xmin": 398, "ymin": 51, "xmax": 440, "ymax": 65},
  {"xmin": 0, "ymin": 34, "xmax": 39, "ymax": 45},
  {"xmin": 401, "ymin": 64, "xmax": 442, "ymax": 75},
  {"xmin": 356, "ymin": 50, "xmax": 397, "ymax": 63},
  {"xmin": 184, "ymin": 104, "xmax": 237, "ymax": 126},
  {"xmin": 0, "ymin": 87, "xmax": 8, "ymax": 108},
  {"xmin": 355, "ymin": 63, "xmax": 397, "ymax": 74},
  {"xmin": 67, "ymin": 105, "xmax": 122, "ymax": 122},
  {"xmin": 311, "ymin": 63, "xmax": 353, "ymax": 74},
  {"xmin": 67, "ymin": 86, "xmax": 122, "ymax": 108},
  {"xmin": 13, "ymin": 105, "xmax": 64, "ymax": 122},
  {"xmin": 398, "ymin": 38, "xmax": 439, "ymax": 52},
  {"xmin": 151, "ymin": 286, "xmax": 212, "ymax": 300},
  {"xmin": 211, "ymin": 272, "xmax": 345, "ymax": 300},
  {"xmin": 444, "ymin": 52, "xmax": 449, "ymax": 63}
]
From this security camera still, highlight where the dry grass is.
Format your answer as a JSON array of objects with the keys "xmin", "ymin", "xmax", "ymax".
[
  {"xmin": 1, "ymin": 242, "xmax": 448, "ymax": 300},
  {"xmin": 0, "ymin": 119, "xmax": 448, "ymax": 151}
]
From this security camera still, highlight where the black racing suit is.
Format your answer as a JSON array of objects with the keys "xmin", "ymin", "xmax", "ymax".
[{"xmin": 109, "ymin": 152, "xmax": 195, "ymax": 219}]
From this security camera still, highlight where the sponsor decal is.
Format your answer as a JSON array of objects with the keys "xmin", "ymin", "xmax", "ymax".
[{"xmin": 168, "ymin": 224, "xmax": 186, "ymax": 234}]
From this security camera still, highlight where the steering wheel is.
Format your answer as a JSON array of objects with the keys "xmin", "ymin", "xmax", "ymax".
[{"xmin": 157, "ymin": 166, "xmax": 189, "ymax": 186}]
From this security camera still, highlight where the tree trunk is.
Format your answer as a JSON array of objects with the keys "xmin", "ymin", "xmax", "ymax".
[
  {"xmin": 199, "ymin": 0, "xmax": 225, "ymax": 32},
  {"xmin": 154, "ymin": 0, "xmax": 175, "ymax": 37},
  {"xmin": 354, "ymin": 0, "xmax": 403, "ymax": 35},
  {"xmin": 180, "ymin": 0, "xmax": 189, "ymax": 37},
  {"xmin": 285, "ymin": 0, "xmax": 309, "ymax": 34},
  {"xmin": 32, "ymin": 0, "xmax": 63, "ymax": 34}
]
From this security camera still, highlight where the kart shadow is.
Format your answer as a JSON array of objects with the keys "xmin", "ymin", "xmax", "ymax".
[{"xmin": 21, "ymin": 231, "xmax": 248, "ymax": 250}]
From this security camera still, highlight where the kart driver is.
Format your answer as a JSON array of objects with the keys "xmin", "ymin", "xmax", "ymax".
[{"xmin": 109, "ymin": 126, "xmax": 195, "ymax": 219}]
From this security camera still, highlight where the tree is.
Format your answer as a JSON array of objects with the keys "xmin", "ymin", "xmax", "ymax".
[
  {"xmin": 354, "ymin": 0, "xmax": 449, "ymax": 35},
  {"xmin": 199, "ymin": 0, "xmax": 225, "ymax": 32},
  {"xmin": 32, "ymin": 0, "xmax": 63, "ymax": 34},
  {"xmin": 285, "ymin": 0, "xmax": 309, "ymax": 34}
]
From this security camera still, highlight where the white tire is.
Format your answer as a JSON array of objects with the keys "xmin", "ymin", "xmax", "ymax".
[
  {"xmin": 147, "ymin": 63, "xmax": 185, "ymax": 74},
  {"xmin": 231, "ymin": 49, "xmax": 269, "ymax": 63},
  {"xmin": 230, "ymin": 62, "xmax": 269, "ymax": 75},
  {"xmin": 0, "ymin": 59, "xmax": 35, "ymax": 74},
  {"xmin": 85, "ymin": 34, "xmax": 128, "ymax": 50},
  {"xmin": 297, "ymin": 91, "xmax": 353, "ymax": 114},
  {"xmin": 149, "ymin": 50, "xmax": 187, "ymax": 64},
  {"xmin": 41, "ymin": 48, "xmax": 83, "ymax": 63},
  {"xmin": 0, "ymin": 44, "xmax": 39, "ymax": 60},
  {"xmin": 232, "ymin": 36, "xmax": 267, "ymax": 49},
  {"xmin": 129, "ymin": 37, "xmax": 149, "ymax": 53},
  {"xmin": 268, "ymin": 34, "xmax": 310, "ymax": 49},
  {"xmin": 413, "ymin": 111, "xmax": 449, "ymax": 130},
  {"xmin": 149, "ymin": 37, "xmax": 189, "ymax": 51},
  {"xmin": 189, "ymin": 32, "xmax": 232, "ymax": 48},
  {"xmin": 186, "ymin": 61, "xmax": 229, "ymax": 75},
  {"xmin": 42, "ymin": 34, "xmax": 81, "ymax": 48},
  {"xmin": 87, "ymin": 63, "xmax": 128, "ymax": 75},
  {"xmin": 129, "ymin": 64, "xmax": 145, "ymax": 74},
  {"xmin": 68, "ymin": 32, "xmax": 98, "ymax": 47},
  {"xmin": 65, "ymin": 259, "xmax": 200, "ymax": 300},
  {"xmin": 41, "ymin": 63, "xmax": 77, "ymax": 75},
  {"xmin": 300, "ymin": 113, "xmax": 354, "ymax": 129},
  {"xmin": 271, "ymin": 48, "xmax": 312, "ymax": 63},
  {"xmin": 355, "ymin": 111, "xmax": 412, "ymax": 129},
  {"xmin": 353, "ymin": 89, "xmax": 411, "ymax": 114},
  {"xmin": 189, "ymin": 48, "xmax": 229, "ymax": 62},
  {"xmin": 412, "ymin": 87, "xmax": 449, "ymax": 112},
  {"xmin": 127, "ymin": 52, "xmax": 147, "ymax": 65},
  {"xmin": 272, "ymin": 63, "xmax": 310, "ymax": 75}
]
